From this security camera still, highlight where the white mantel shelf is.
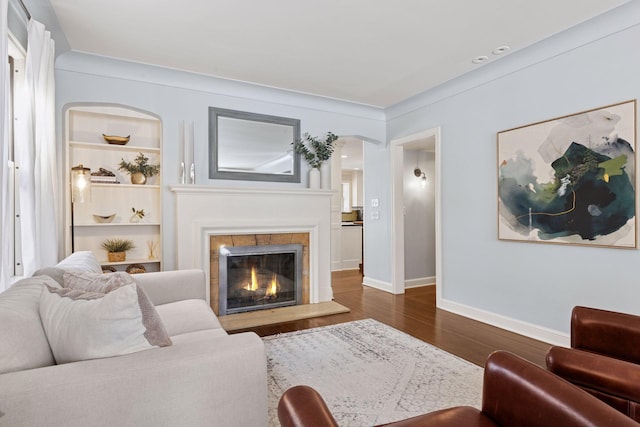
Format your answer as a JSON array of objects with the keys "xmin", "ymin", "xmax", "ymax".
[{"xmin": 171, "ymin": 184, "xmax": 334, "ymax": 304}]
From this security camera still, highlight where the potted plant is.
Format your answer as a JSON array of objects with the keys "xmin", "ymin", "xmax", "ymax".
[
  {"xmin": 118, "ymin": 152, "xmax": 160, "ymax": 185},
  {"xmin": 101, "ymin": 238, "xmax": 135, "ymax": 262},
  {"xmin": 292, "ymin": 132, "xmax": 338, "ymax": 188}
]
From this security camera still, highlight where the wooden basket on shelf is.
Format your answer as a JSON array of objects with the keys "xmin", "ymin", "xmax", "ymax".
[
  {"xmin": 101, "ymin": 265, "xmax": 117, "ymax": 273},
  {"xmin": 126, "ymin": 264, "xmax": 146, "ymax": 274},
  {"xmin": 107, "ymin": 251, "xmax": 126, "ymax": 262}
]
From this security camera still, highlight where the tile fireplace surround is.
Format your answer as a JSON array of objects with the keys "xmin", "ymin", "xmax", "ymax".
[{"xmin": 170, "ymin": 185, "xmax": 334, "ymax": 313}]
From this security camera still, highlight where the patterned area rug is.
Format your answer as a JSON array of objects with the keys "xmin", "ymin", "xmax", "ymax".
[{"xmin": 264, "ymin": 318, "xmax": 483, "ymax": 426}]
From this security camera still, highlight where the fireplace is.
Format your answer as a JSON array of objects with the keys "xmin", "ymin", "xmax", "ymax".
[
  {"xmin": 219, "ymin": 244, "xmax": 303, "ymax": 315},
  {"xmin": 171, "ymin": 186, "xmax": 334, "ymax": 314}
]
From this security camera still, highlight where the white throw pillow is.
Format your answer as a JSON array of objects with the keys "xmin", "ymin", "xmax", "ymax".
[
  {"xmin": 0, "ymin": 276, "xmax": 57, "ymax": 374},
  {"xmin": 34, "ymin": 251, "xmax": 102, "ymax": 285},
  {"xmin": 39, "ymin": 283, "xmax": 170, "ymax": 364},
  {"xmin": 63, "ymin": 271, "xmax": 172, "ymax": 347},
  {"xmin": 55, "ymin": 251, "xmax": 102, "ymax": 273}
]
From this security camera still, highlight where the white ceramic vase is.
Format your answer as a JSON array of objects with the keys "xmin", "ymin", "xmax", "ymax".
[
  {"xmin": 320, "ymin": 163, "xmax": 331, "ymax": 189},
  {"xmin": 309, "ymin": 167, "xmax": 320, "ymax": 189}
]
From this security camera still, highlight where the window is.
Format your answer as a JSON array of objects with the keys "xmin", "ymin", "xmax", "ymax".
[{"xmin": 8, "ymin": 33, "xmax": 25, "ymax": 278}]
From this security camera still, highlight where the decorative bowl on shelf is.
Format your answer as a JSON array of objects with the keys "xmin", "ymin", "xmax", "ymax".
[
  {"xmin": 93, "ymin": 213, "xmax": 116, "ymax": 223},
  {"xmin": 126, "ymin": 264, "xmax": 146, "ymax": 274},
  {"xmin": 102, "ymin": 134, "xmax": 130, "ymax": 145}
]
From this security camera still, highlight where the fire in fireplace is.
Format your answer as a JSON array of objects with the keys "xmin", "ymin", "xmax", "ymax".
[{"xmin": 219, "ymin": 243, "xmax": 303, "ymax": 315}]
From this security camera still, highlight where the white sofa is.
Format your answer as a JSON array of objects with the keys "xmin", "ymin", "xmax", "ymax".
[{"xmin": 0, "ymin": 253, "xmax": 268, "ymax": 427}]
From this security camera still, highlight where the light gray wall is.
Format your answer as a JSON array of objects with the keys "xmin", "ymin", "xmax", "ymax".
[
  {"xmin": 54, "ymin": 52, "xmax": 386, "ymax": 271},
  {"xmin": 387, "ymin": 1, "xmax": 640, "ymax": 336},
  {"xmin": 403, "ymin": 150, "xmax": 435, "ymax": 281},
  {"xmin": 38, "ymin": 0, "xmax": 640, "ymax": 340}
]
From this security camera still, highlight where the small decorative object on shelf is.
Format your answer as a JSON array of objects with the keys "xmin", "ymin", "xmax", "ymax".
[
  {"xmin": 91, "ymin": 167, "xmax": 119, "ymax": 184},
  {"xmin": 101, "ymin": 238, "xmax": 135, "ymax": 262},
  {"xmin": 101, "ymin": 265, "xmax": 117, "ymax": 273},
  {"xmin": 118, "ymin": 152, "xmax": 160, "ymax": 185},
  {"xmin": 292, "ymin": 132, "xmax": 338, "ymax": 189},
  {"xmin": 130, "ymin": 207, "xmax": 145, "ymax": 223},
  {"xmin": 93, "ymin": 213, "xmax": 116, "ymax": 223},
  {"xmin": 102, "ymin": 134, "xmax": 130, "ymax": 145},
  {"xmin": 147, "ymin": 240, "xmax": 159, "ymax": 260},
  {"xmin": 126, "ymin": 264, "xmax": 146, "ymax": 274}
]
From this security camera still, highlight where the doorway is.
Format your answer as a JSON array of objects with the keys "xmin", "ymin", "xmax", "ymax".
[
  {"xmin": 390, "ymin": 128, "xmax": 441, "ymax": 299},
  {"xmin": 333, "ymin": 138, "xmax": 364, "ymax": 274}
]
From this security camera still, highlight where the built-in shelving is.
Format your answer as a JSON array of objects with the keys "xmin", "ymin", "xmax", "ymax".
[{"xmin": 65, "ymin": 104, "xmax": 163, "ymax": 272}]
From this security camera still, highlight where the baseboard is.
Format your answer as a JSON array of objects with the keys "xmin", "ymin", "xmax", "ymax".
[
  {"xmin": 405, "ymin": 276, "xmax": 435, "ymax": 288},
  {"xmin": 363, "ymin": 276, "xmax": 393, "ymax": 293},
  {"xmin": 438, "ymin": 298, "xmax": 570, "ymax": 347},
  {"xmin": 332, "ymin": 261, "xmax": 361, "ymax": 271}
]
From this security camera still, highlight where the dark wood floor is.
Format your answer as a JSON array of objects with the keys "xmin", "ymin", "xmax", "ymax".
[{"xmin": 236, "ymin": 269, "xmax": 552, "ymax": 367}]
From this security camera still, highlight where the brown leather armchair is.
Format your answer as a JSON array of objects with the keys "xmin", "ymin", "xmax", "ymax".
[
  {"xmin": 278, "ymin": 350, "xmax": 637, "ymax": 427},
  {"xmin": 547, "ymin": 305, "xmax": 640, "ymax": 422}
]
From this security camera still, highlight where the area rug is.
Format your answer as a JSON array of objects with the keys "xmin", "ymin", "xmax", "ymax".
[{"xmin": 264, "ymin": 318, "xmax": 483, "ymax": 426}]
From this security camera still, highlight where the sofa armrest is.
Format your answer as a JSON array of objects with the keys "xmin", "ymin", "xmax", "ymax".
[
  {"xmin": 572, "ymin": 306, "xmax": 640, "ymax": 364},
  {"xmin": 547, "ymin": 346, "xmax": 640, "ymax": 402},
  {"xmin": 278, "ymin": 385, "xmax": 339, "ymax": 427},
  {"xmin": 483, "ymin": 350, "xmax": 638, "ymax": 427},
  {"xmin": 0, "ymin": 331, "xmax": 267, "ymax": 427},
  {"xmin": 133, "ymin": 269, "xmax": 206, "ymax": 305}
]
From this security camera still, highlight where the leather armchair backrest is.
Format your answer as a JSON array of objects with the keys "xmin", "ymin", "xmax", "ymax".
[
  {"xmin": 572, "ymin": 306, "xmax": 640, "ymax": 364},
  {"xmin": 482, "ymin": 351, "xmax": 638, "ymax": 427}
]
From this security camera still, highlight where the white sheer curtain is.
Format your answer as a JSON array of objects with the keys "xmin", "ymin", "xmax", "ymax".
[
  {"xmin": 0, "ymin": 0, "xmax": 12, "ymax": 291},
  {"xmin": 15, "ymin": 19, "xmax": 58, "ymax": 277}
]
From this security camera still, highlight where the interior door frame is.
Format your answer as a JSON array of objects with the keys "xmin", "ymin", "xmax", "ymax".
[{"xmin": 390, "ymin": 127, "xmax": 442, "ymax": 298}]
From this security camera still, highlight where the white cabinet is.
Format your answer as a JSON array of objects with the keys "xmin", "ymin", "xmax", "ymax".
[
  {"xmin": 65, "ymin": 104, "xmax": 162, "ymax": 272},
  {"xmin": 339, "ymin": 225, "xmax": 362, "ymax": 270}
]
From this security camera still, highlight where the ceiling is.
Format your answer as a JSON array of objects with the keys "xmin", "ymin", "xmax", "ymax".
[{"xmin": 47, "ymin": 0, "xmax": 629, "ymax": 108}]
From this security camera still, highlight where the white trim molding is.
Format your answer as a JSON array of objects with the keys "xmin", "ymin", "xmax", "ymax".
[
  {"xmin": 390, "ymin": 127, "xmax": 442, "ymax": 296},
  {"xmin": 170, "ymin": 185, "xmax": 334, "ymax": 303},
  {"xmin": 363, "ymin": 276, "xmax": 393, "ymax": 293},
  {"xmin": 438, "ymin": 298, "xmax": 570, "ymax": 347},
  {"xmin": 405, "ymin": 277, "xmax": 435, "ymax": 289}
]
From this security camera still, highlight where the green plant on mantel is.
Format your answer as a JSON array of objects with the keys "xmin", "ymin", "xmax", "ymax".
[
  {"xmin": 292, "ymin": 132, "xmax": 339, "ymax": 169},
  {"xmin": 101, "ymin": 238, "xmax": 135, "ymax": 253}
]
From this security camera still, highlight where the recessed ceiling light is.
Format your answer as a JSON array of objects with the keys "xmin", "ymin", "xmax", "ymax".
[
  {"xmin": 492, "ymin": 45, "xmax": 511, "ymax": 55},
  {"xmin": 472, "ymin": 55, "xmax": 489, "ymax": 64},
  {"xmin": 341, "ymin": 155, "xmax": 348, "ymax": 158}
]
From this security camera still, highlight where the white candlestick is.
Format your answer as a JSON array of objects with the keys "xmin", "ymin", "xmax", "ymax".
[
  {"xmin": 190, "ymin": 121, "xmax": 195, "ymax": 184},
  {"xmin": 180, "ymin": 120, "xmax": 186, "ymax": 184}
]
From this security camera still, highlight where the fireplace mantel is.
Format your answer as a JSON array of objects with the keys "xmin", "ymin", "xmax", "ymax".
[{"xmin": 170, "ymin": 185, "xmax": 334, "ymax": 305}]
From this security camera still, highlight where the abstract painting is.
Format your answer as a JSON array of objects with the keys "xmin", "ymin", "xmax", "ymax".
[{"xmin": 498, "ymin": 100, "xmax": 637, "ymax": 248}]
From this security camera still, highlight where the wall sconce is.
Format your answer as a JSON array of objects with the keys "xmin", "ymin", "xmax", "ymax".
[
  {"xmin": 414, "ymin": 167, "xmax": 428, "ymax": 187},
  {"xmin": 70, "ymin": 164, "xmax": 91, "ymax": 252}
]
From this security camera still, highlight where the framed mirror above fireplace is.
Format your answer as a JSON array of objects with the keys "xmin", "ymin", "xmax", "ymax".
[{"xmin": 208, "ymin": 107, "xmax": 301, "ymax": 182}]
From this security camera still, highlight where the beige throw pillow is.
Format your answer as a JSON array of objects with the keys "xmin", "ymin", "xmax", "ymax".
[
  {"xmin": 63, "ymin": 271, "xmax": 172, "ymax": 348},
  {"xmin": 40, "ymin": 283, "xmax": 164, "ymax": 364}
]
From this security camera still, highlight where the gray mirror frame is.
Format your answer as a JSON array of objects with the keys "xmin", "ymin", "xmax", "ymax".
[{"xmin": 208, "ymin": 107, "xmax": 301, "ymax": 182}]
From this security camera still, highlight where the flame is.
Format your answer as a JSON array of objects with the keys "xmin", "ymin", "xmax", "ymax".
[
  {"xmin": 266, "ymin": 274, "xmax": 278, "ymax": 297},
  {"xmin": 244, "ymin": 267, "xmax": 259, "ymax": 291}
]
